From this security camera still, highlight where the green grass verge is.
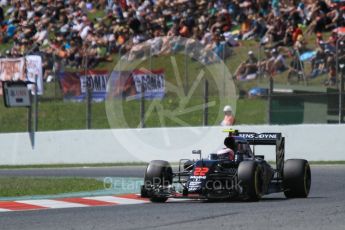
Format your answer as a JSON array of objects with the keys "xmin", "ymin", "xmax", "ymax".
[
  {"xmin": 0, "ymin": 177, "xmax": 105, "ymax": 197},
  {"xmin": 0, "ymin": 97, "xmax": 266, "ymax": 132},
  {"xmin": 0, "ymin": 162, "xmax": 148, "ymax": 169}
]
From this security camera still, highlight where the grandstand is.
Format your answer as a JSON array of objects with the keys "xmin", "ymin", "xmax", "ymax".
[{"xmin": 1, "ymin": 0, "xmax": 345, "ymax": 131}]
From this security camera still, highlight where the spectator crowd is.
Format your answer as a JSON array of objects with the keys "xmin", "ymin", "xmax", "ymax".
[{"xmin": 1, "ymin": 0, "xmax": 345, "ymax": 85}]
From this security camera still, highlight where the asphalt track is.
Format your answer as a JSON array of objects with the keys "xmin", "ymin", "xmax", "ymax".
[{"xmin": 0, "ymin": 165, "xmax": 345, "ymax": 230}]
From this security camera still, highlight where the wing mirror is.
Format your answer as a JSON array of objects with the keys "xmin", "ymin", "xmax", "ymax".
[{"xmin": 192, "ymin": 150, "xmax": 202, "ymax": 160}]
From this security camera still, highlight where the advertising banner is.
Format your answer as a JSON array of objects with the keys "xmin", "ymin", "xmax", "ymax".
[
  {"xmin": 80, "ymin": 70, "xmax": 109, "ymax": 102},
  {"xmin": 131, "ymin": 69, "xmax": 165, "ymax": 99},
  {"xmin": 59, "ymin": 71, "xmax": 83, "ymax": 101},
  {"xmin": 0, "ymin": 58, "xmax": 25, "ymax": 96},
  {"xmin": 0, "ymin": 56, "xmax": 44, "ymax": 95},
  {"xmin": 59, "ymin": 70, "xmax": 110, "ymax": 102},
  {"xmin": 0, "ymin": 58, "xmax": 25, "ymax": 81},
  {"xmin": 107, "ymin": 69, "xmax": 166, "ymax": 100},
  {"xmin": 60, "ymin": 69, "xmax": 165, "ymax": 102},
  {"xmin": 26, "ymin": 55, "xmax": 44, "ymax": 95}
]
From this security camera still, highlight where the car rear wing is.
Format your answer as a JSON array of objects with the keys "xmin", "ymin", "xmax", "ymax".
[
  {"xmin": 238, "ymin": 132, "xmax": 282, "ymax": 145},
  {"xmin": 238, "ymin": 132, "xmax": 285, "ymax": 178}
]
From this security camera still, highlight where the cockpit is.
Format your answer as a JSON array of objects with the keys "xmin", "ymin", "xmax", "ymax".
[{"xmin": 209, "ymin": 136, "xmax": 254, "ymax": 161}]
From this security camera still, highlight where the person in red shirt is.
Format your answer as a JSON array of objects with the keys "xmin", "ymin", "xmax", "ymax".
[
  {"xmin": 221, "ymin": 105, "xmax": 235, "ymax": 126},
  {"xmin": 292, "ymin": 23, "xmax": 303, "ymax": 44}
]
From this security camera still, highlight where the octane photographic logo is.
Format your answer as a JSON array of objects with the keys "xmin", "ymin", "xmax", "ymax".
[{"xmin": 105, "ymin": 36, "xmax": 237, "ymax": 162}]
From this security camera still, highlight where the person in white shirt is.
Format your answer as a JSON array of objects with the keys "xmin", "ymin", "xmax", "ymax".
[
  {"xmin": 266, "ymin": 49, "xmax": 288, "ymax": 75},
  {"xmin": 33, "ymin": 26, "xmax": 48, "ymax": 44},
  {"xmin": 80, "ymin": 24, "xmax": 91, "ymax": 40}
]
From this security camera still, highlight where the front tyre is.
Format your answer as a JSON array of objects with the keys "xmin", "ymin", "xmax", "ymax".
[
  {"xmin": 238, "ymin": 161, "xmax": 263, "ymax": 201},
  {"xmin": 283, "ymin": 159, "xmax": 311, "ymax": 198},
  {"xmin": 143, "ymin": 160, "xmax": 173, "ymax": 203}
]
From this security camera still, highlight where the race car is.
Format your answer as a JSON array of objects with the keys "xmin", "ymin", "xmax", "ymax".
[{"xmin": 141, "ymin": 129, "xmax": 311, "ymax": 202}]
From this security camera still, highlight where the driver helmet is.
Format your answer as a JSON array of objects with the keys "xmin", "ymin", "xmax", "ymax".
[
  {"xmin": 224, "ymin": 136, "xmax": 236, "ymax": 151},
  {"xmin": 217, "ymin": 148, "xmax": 235, "ymax": 160}
]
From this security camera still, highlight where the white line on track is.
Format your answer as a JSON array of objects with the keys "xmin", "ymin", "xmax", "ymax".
[
  {"xmin": 84, "ymin": 196, "xmax": 149, "ymax": 205},
  {"xmin": 18, "ymin": 199, "xmax": 88, "ymax": 209}
]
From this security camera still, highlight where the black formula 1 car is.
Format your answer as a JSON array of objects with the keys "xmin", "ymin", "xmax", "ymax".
[{"xmin": 141, "ymin": 129, "xmax": 311, "ymax": 202}]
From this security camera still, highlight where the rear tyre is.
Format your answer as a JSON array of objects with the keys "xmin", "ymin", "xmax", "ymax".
[
  {"xmin": 143, "ymin": 160, "xmax": 173, "ymax": 203},
  {"xmin": 238, "ymin": 161, "xmax": 263, "ymax": 201},
  {"xmin": 283, "ymin": 159, "xmax": 311, "ymax": 198}
]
